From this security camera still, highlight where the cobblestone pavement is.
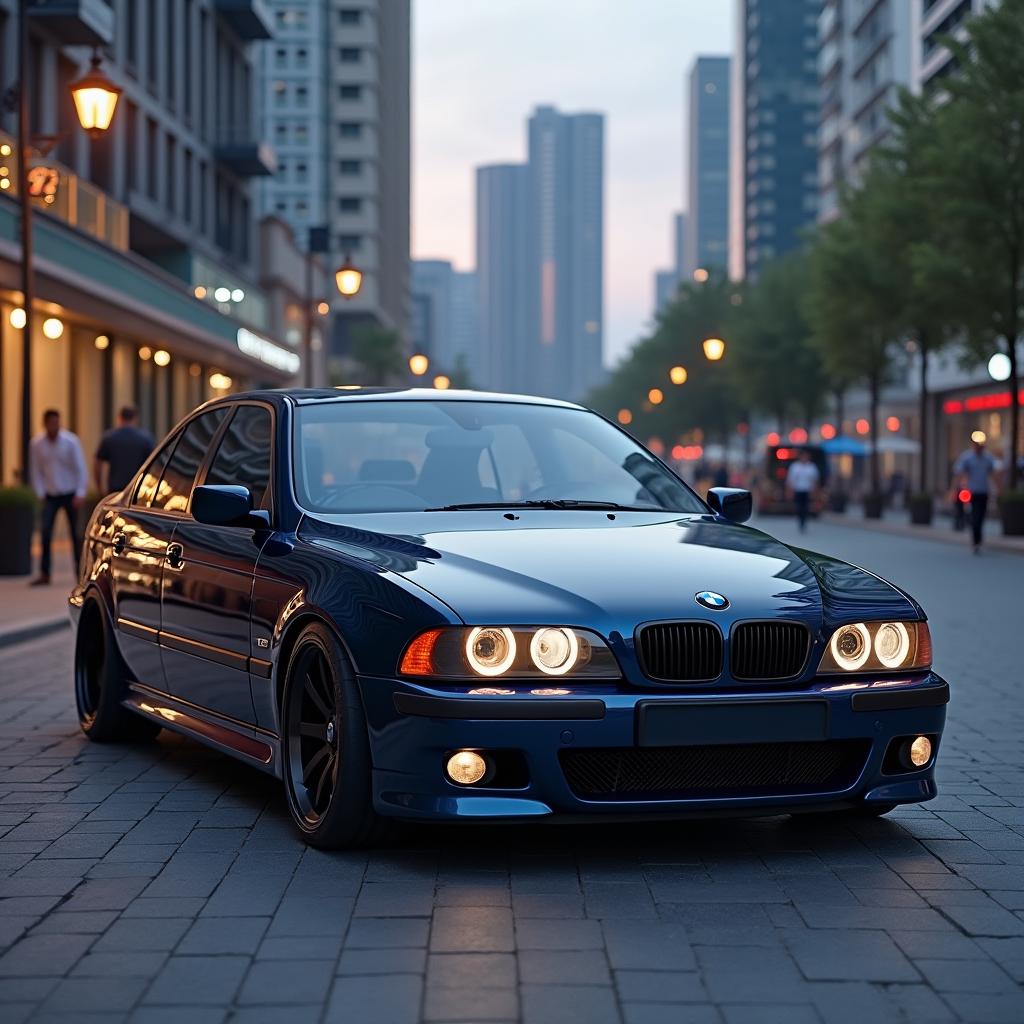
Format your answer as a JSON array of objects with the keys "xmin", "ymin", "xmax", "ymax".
[{"xmin": 1, "ymin": 519, "xmax": 1023, "ymax": 1023}]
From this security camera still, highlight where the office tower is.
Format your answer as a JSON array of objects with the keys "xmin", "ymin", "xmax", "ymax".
[
  {"xmin": 918, "ymin": 0, "xmax": 997, "ymax": 90},
  {"xmin": 727, "ymin": 1, "xmax": 818, "ymax": 279},
  {"xmin": 685, "ymin": 57, "xmax": 731, "ymax": 281}
]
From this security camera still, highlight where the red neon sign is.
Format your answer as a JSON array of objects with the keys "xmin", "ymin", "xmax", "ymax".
[{"xmin": 944, "ymin": 389, "xmax": 1024, "ymax": 415}]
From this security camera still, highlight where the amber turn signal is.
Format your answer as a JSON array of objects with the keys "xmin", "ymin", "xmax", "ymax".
[{"xmin": 399, "ymin": 629, "xmax": 443, "ymax": 675}]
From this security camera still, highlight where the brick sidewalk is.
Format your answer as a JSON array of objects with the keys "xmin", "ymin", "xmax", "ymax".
[{"xmin": 0, "ymin": 539, "xmax": 74, "ymax": 648}]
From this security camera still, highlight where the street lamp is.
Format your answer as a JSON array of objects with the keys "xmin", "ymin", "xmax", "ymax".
[
  {"xmin": 702, "ymin": 337, "xmax": 725, "ymax": 361},
  {"xmin": 648, "ymin": 387, "xmax": 664, "ymax": 405},
  {"xmin": 433, "ymin": 375, "xmax": 451, "ymax": 391},
  {"xmin": 669, "ymin": 365, "xmax": 687, "ymax": 385},
  {"xmin": 336, "ymin": 255, "xmax": 363, "ymax": 299},
  {"xmin": 409, "ymin": 353, "xmax": 429, "ymax": 377},
  {"xmin": 69, "ymin": 52, "xmax": 122, "ymax": 136}
]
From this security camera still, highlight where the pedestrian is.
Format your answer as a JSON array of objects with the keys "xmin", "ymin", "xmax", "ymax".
[
  {"xmin": 954, "ymin": 430, "xmax": 1000, "ymax": 554},
  {"xmin": 786, "ymin": 448, "xmax": 819, "ymax": 532},
  {"xmin": 28, "ymin": 409, "xmax": 88, "ymax": 586},
  {"xmin": 94, "ymin": 405, "xmax": 154, "ymax": 494}
]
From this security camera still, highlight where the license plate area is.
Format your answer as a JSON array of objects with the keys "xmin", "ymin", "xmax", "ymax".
[{"xmin": 636, "ymin": 699, "xmax": 829, "ymax": 748}]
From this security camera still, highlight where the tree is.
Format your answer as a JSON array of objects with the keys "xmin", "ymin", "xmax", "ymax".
[
  {"xmin": 348, "ymin": 324, "xmax": 405, "ymax": 385},
  {"xmin": 913, "ymin": 0, "xmax": 1024, "ymax": 489}
]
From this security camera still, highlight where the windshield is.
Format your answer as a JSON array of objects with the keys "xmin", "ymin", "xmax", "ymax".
[{"xmin": 293, "ymin": 400, "xmax": 705, "ymax": 515}]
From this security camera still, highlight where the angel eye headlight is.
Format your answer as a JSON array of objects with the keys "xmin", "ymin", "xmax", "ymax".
[
  {"xmin": 465, "ymin": 627, "xmax": 516, "ymax": 676},
  {"xmin": 874, "ymin": 621, "xmax": 910, "ymax": 668},
  {"xmin": 530, "ymin": 628, "xmax": 579, "ymax": 675},
  {"xmin": 830, "ymin": 622, "xmax": 870, "ymax": 671}
]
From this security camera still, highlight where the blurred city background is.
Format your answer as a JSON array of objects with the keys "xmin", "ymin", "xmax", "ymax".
[{"xmin": 0, "ymin": 0, "xmax": 1022, "ymax": 531}]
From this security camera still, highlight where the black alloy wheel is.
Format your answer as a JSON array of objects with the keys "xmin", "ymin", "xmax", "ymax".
[{"xmin": 281, "ymin": 622, "xmax": 387, "ymax": 848}]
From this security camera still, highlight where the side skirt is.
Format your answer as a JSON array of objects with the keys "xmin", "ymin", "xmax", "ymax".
[{"xmin": 124, "ymin": 683, "xmax": 283, "ymax": 778}]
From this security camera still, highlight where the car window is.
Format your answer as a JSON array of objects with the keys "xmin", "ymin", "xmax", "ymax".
[
  {"xmin": 204, "ymin": 405, "xmax": 273, "ymax": 511},
  {"xmin": 294, "ymin": 400, "xmax": 705, "ymax": 514},
  {"xmin": 152, "ymin": 408, "xmax": 228, "ymax": 513},
  {"xmin": 132, "ymin": 430, "xmax": 179, "ymax": 508}
]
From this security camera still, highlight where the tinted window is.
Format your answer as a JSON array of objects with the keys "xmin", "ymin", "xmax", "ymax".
[
  {"xmin": 294, "ymin": 400, "xmax": 705, "ymax": 515},
  {"xmin": 152, "ymin": 408, "xmax": 227, "ymax": 512},
  {"xmin": 205, "ymin": 405, "xmax": 273, "ymax": 510},
  {"xmin": 133, "ymin": 430, "xmax": 178, "ymax": 507}
]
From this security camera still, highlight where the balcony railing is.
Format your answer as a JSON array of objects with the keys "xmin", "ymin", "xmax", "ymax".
[{"xmin": 0, "ymin": 131, "xmax": 128, "ymax": 251}]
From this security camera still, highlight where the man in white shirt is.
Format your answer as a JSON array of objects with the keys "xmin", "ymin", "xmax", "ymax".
[
  {"xmin": 785, "ymin": 448, "xmax": 820, "ymax": 533},
  {"xmin": 29, "ymin": 409, "xmax": 88, "ymax": 585}
]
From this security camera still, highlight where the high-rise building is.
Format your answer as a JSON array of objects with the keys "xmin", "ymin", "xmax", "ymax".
[
  {"xmin": 918, "ymin": 0, "xmax": 997, "ymax": 90},
  {"xmin": 260, "ymin": 0, "xmax": 411, "ymax": 366},
  {"xmin": 653, "ymin": 271, "xmax": 677, "ymax": 316},
  {"xmin": 527, "ymin": 106, "xmax": 605, "ymax": 400},
  {"xmin": 685, "ymin": 57, "xmax": 731, "ymax": 281},
  {"xmin": 476, "ymin": 164, "xmax": 531, "ymax": 394},
  {"xmin": 410, "ymin": 260, "xmax": 480, "ymax": 383},
  {"xmin": 651, "ymin": 212, "xmax": 687, "ymax": 316},
  {"xmin": 728, "ymin": 1, "xmax": 818, "ymax": 280},
  {"xmin": 816, "ymin": 0, "xmax": 913, "ymax": 224},
  {"xmin": 0, "ymin": 0, "xmax": 303, "ymax": 483},
  {"xmin": 450, "ymin": 271, "xmax": 481, "ymax": 386}
]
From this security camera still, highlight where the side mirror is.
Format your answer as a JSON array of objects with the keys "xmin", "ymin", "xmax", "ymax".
[
  {"xmin": 191, "ymin": 485, "xmax": 270, "ymax": 528},
  {"xmin": 707, "ymin": 487, "xmax": 752, "ymax": 524}
]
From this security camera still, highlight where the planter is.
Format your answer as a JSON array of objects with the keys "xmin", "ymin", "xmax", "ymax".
[
  {"xmin": 0, "ymin": 487, "xmax": 38, "ymax": 576},
  {"xmin": 863, "ymin": 493, "xmax": 884, "ymax": 520},
  {"xmin": 1000, "ymin": 492, "xmax": 1024, "ymax": 536},
  {"xmin": 828, "ymin": 491, "xmax": 849, "ymax": 514},
  {"xmin": 909, "ymin": 494, "xmax": 934, "ymax": 526}
]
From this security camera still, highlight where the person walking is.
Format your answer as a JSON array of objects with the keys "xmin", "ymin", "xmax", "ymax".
[
  {"xmin": 28, "ymin": 409, "xmax": 88, "ymax": 586},
  {"xmin": 954, "ymin": 430, "xmax": 999, "ymax": 553},
  {"xmin": 94, "ymin": 406, "xmax": 154, "ymax": 494},
  {"xmin": 786, "ymin": 448, "xmax": 820, "ymax": 533}
]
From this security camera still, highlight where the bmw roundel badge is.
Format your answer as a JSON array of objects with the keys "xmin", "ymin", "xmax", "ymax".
[{"xmin": 695, "ymin": 591, "xmax": 729, "ymax": 610}]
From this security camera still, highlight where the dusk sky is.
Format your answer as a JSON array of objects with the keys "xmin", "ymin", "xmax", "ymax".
[{"xmin": 411, "ymin": 0, "xmax": 733, "ymax": 368}]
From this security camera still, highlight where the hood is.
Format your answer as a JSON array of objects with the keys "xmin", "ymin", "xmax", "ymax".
[{"xmin": 298, "ymin": 510, "xmax": 918, "ymax": 637}]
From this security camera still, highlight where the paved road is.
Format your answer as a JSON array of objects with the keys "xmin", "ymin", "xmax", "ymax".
[{"xmin": 1, "ymin": 518, "xmax": 1022, "ymax": 1023}]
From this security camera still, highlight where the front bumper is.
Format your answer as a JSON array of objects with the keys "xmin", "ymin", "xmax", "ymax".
[{"xmin": 358, "ymin": 673, "xmax": 948, "ymax": 821}]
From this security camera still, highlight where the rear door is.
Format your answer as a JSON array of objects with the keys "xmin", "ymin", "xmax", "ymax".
[{"xmin": 160, "ymin": 403, "xmax": 275, "ymax": 723}]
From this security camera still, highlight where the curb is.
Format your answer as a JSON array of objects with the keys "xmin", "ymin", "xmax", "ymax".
[
  {"xmin": 0, "ymin": 617, "xmax": 70, "ymax": 650},
  {"xmin": 820, "ymin": 512, "xmax": 1024, "ymax": 556}
]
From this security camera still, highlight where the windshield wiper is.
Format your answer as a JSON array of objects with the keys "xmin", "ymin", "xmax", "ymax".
[{"xmin": 424, "ymin": 499, "xmax": 665, "ymax": 512}]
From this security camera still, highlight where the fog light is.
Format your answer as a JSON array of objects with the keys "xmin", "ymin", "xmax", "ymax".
[
  {"xmin": 446, "ymin": 750, "xmax": 488, "ymax": 786},
  {"xmin": 909, "ymin": 735, "xmax": 932, "ymax": 768}
]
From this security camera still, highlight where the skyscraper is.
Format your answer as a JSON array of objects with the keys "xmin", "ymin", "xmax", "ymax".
[
  {"xmin": 528, "ymin": 106, "xmax": 605, "ymax": 400},
  {"xmin": 260, "ymin": 1, "xmax": 411, "ymax": 365},
  {"xmin": 685, "ymin": 57, "xmax": 731, "ymax": 281},
  {"xmin": 476, "ymin": 164, "xmax": 531, "ymax": 393},
  {"xmin": 729, "ymin": 1, "xmax": 819, "ymax": 279},
  {"xmin": 411, "ymin": 260, "xmax": 481, "ymax": 383},
  {"xmin": 817, "ymin": 0, "xmax": 913, "ymax": 225},
  {"xmin": 918, "ymin": 0, "xmax": 997, "ymax": 90},
  {"xmin": 651, "ymin": 212, "xmax": 687, "ymax": 317}
]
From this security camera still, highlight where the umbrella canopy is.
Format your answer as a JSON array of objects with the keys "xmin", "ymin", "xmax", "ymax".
[{"xmin": 821, "ymin": 435, "xmax": 868, "ymax": 456}]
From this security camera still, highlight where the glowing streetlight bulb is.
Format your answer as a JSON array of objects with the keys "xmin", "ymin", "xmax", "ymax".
[
  {"xmin": 648, "ymin": 387, "xmax": 664, "ymax": 405},
  {"xmin": 702, "ymin": 337, "xmax": 725, "ymax": 361},
  {"xmin": 42, "ymin": 317, "xmax": 64, "ymax": 339},
  {"xmin": 669, "ymin": 366, "xmax": 687, "ymax": 385},
  {"xmin": 409, "ymin": 353, "xmax": 429, "ymax": 376},
  {"xmin": 433, "ymin": 375, "xmax": 451, "ymax": 391}
]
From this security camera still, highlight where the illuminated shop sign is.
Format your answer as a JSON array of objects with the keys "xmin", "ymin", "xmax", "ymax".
[
  {"xmin": 236, "ymin": 328, "xmax": 300, "ymax": 374},
  {"xmin": 943, "ymin": 389, "xmax": 1024, "ymax": 415}
]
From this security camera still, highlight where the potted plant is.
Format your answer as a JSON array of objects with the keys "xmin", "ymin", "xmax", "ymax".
[
  {"xmin": 1000, "ymin": 490, "xmax": 1024, "ymax": 537},
  {"xmin": 863, "ymin": 492, "xmax": 884, "ymax": 519},
  {"xmin": 909, "ymin": 492, "xmax": 934, "ymax": 526},
  {"xmin": 0, "ymin": 486, "xmax": 38, "ymax": 576}
]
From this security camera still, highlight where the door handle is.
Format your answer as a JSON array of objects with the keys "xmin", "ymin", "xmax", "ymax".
[
  {"xmin": 166, "ymin": 543, "xmax": 184, "ymax": 569},
  {"xmin": 112, "ymin": 532, "xmax": 126, "ymax": 554}
]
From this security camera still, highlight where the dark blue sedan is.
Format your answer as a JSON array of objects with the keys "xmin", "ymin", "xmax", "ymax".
[{"xmin": 70, "ymin": 389, "xmax": 948, "ymax": 847}]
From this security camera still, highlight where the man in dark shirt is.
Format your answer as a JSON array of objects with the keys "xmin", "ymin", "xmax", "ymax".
[{"xmin": 94, "ymin": 406, "xmax": 155, "ymax": 494}]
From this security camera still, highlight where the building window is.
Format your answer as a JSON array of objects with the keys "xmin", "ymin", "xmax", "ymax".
[
  {"xmin": 339, "ymin": 47, "xmax": 361, "ymax": 63},
  {"xmin": 277, "ymin": 162, "xmax": 287, "ymax": 178},
  {"xmin": 339, "ymin": 9, "xmax": 362, "ymax": 24},
  {"xmin": 146, "ymin": 118, "xmax": 159, "ymax": 201},
  {"xmin": 296, "ymin": 85, "xmax": 308, "ymax": 106},
  {"xmin": 296, "ymin": 163, "xmax": 308, "ymax": 182},
  {"xmin": 338, "ymin": 197, "xmax": 361, "ymax": 213},
  {"xmin": 275, "ymin": 122, "xmax": 287, "ymax": 141},
  {"xmin": 126, "ymin": 100, "xmax": 139, "ymax": 191},
  {"xmin": 296, "ymin": 48, "xmax": 308, "ymax": 67},
  {"xmin": 184, "ymin": 150, "xmax": 193, "ymax": 225},
  {"xmin": 338, "ymin": 234, "xmax": 361, "ymax": 250},
  {"xmin": 274, "ymin": 47, "xmax": 287, "ymax": 68},
  {"xmin": 167, "ymin": 135, "xmax": 177, "ymax": 216},
  {"xmin": 339, "ymin": 84, "xmax": 361, "ymax": 100},
  {"xmin": 338, "ymin": 122, "xmax": 361, "ymax": 138},
  {"xmin": 339, "ymin": 160, "xmax": 361, "ymax": 175},
  {"xmin": 273, "ymin": 81, "xmax": 287, "ymax": 106},
  {"xmin": 295, "ymin": 123, "xmax": 309, "ymax": 142}
]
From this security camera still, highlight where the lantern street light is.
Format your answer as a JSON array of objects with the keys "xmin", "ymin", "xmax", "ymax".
[
  {"xmin": 336, "ymin": 255, "xmax": 363, "ymax": 299},
  {"xmin": 409, "ymin": 353, "xmax": 429, "ymax": 377},
  {"xmin": 433, "ymin": 375, "xmax": 451, "ymax": 391},
  {"xmin": 7, "ymin": 17, "xmax": 121, "ymax": 481},
  {"xmin": 648, "ymin": 387, "xmax": 664, "ymax": 405},
  {"xmin": 669, "ymin": 365, "xmax": 687, "ymax": 385},
  {"xmin": 69, "ymin": 52, "xmax": 122, "ymax": 136},
  {"xmin": 702, "ymin": 337, "xmax": 726, "ymax": 361}
]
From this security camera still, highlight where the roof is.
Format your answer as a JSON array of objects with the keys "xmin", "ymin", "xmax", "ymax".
[{"xmin": 225, "ymin": 387, "xmax": 586, "ymax": 410}]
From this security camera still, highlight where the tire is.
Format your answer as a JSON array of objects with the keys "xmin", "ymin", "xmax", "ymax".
[
  {"xmin": 281, "ymin": 622, "xmax": 389, "ymax": 849},
  {"xmin": 75, "ymin": 597, "xmax": 161, "ymax": 743}
]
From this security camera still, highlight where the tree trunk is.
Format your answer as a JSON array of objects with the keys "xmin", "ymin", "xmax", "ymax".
[
  {"xmin": 869, "ymin": 370, "xmax": 881, "ymax": 498},
  {"xmin": 918, "ymin": 332, "xmax": 929, "ymax": 494},
  {"xmin": 835, "ymin": 388, "xmax": 846, "ymax": 435},
  {"xmin": 1008, "ymin": 335, "xmax": 1020, "ymax": 492}
]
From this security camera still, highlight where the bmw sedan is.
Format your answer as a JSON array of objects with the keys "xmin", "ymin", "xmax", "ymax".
[{"xmin": 70, "ymin": 389, "xmax": 948, "ymax": 848}]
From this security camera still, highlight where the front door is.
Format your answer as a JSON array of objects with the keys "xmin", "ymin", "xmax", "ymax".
[{"xmin": 160, "ymin": 404, "xmax": 274, "ymax": 724}]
